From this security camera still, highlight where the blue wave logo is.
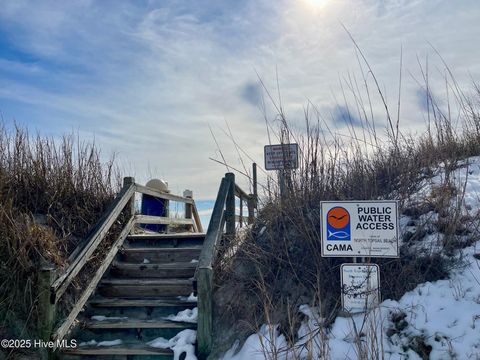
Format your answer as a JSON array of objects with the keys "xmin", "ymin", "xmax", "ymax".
[
  {"xmin": 326, "ymin": 207, "xmax": 351, "ymax": 241},
  {"xmin": 327, "ymin": 230, "xmax": 350, "ymax": 239}
]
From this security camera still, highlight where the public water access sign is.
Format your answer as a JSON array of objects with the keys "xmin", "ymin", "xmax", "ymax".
[
  {"xmin": 341, "ymin": 263, "xmax": 380, "ymax": 313},
  {"xmin": 264, "ymin": 143, "xmax": 299, "ymax": 170},
  {"xmin": 321, "ymin": 200, "xmax": 399, "ymax": 257}
]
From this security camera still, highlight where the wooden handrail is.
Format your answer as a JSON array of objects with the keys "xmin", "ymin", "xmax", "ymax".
[
  {"xmin": 197, "ymin": 171, "xmax": 256, "ymax": 359},
  {"xmin": 135, "ymin": 184, "xmax": 194, "ymax": 204},
  {"xmin": 51, "ymin": 182, "xmax": 136, "ymax": 302},
  {"xmin": 234, "ymin": 183, "xmax": 251, "ymax": 201},
  {"xmin": 52, "ymin": 216, "xmax": 135, "ymax": 345}
]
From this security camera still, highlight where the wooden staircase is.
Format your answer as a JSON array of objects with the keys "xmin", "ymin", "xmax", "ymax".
[
  {"xmin": 62, "ymin": 232, "xmax": 204, "ymax": 359},
  {"xmin": 42, "ymin": 171, "xmax": 257, "ymax": 360}
]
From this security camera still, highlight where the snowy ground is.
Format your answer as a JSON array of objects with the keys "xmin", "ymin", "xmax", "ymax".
[{"xmin": 220, "ymin": 242, "xmax": 480, "ymax": 359}]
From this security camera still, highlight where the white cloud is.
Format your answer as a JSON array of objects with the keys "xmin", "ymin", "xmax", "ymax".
[{"xmin": 0, "ymin": 0, "xmax": 480, "ymax": 199}]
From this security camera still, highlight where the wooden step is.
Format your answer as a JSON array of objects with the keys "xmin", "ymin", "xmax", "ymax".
[
  {"xmin": 126, "ymin": 233, "xmax": 205, "ymax": 248},
  {"xmin": 90, "ymin": 297, "xmax": 197, "ymax": 308},
  {"xmin": 85, "ymin": 318, "xmax": 196, "ymax": 330},
  {"xmin": 110, "ymin": 261, "xmax": 197, "ymax": 278},
  {"xmin": 120, "ymin": 247, "xmax": 202, "ymax": 263},
  {"xmin": 127, "ymin": 233, "xmax": 205, "ymax": 240},
  {"xmin": 98, "ymin": 278, "xmax": 194, "ymax": 298},
  {"xmin": 64, "ymin": 342, "xmax": 173, "ymax": 356}
]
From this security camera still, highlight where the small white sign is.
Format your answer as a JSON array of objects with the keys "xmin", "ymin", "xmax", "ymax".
[
  {"xmin": 321, "ymin": 201, "xmax": 399, "ymax": 258},
  {"xmin": 341, "ymin": 263, "xmax": 380, "ymax": 313},
  {"xmin": 264, "ymin": 144, "xmax": 299, "ymax": 170}
]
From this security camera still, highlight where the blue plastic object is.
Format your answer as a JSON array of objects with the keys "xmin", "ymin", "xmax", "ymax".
[{"xmin": 140, "ymin": 194, "xmax": 167, "ymax": 232}]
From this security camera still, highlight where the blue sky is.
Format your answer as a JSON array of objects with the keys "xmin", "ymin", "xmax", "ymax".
[{"xmin": 1, "ymin": 0, "xmax": 480, "ymax": 203}]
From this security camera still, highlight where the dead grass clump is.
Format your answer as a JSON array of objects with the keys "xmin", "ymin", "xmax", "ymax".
[{"xmin": 0, "ymin": 123, "xmax": 120, "ymax": 343}]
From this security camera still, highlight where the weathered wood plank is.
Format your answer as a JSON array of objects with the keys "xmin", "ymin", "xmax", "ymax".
[
  {"xmin": 85, "ymin": 318, "xmax": 196, "ymax": 329},
  {"xmin": 127, "ymin": 233, "xmax": 205, "ymax": 239},
  {"xmin": 100, "ymin": 278, "xmax": 194, "ymax": 285},
  {"xmin": 134, "ymin": 215, "xmax": 194, "ymax": 226},
  {"xmin": 98, "ymin": 279, "xmax": 193, "ymax": 298},
  {"xmin": 125, "ymin": 234, "xmax": 205, "ymax": 249},
  {"xmin": 52, "ymin": 184, "xmax": 135, "ymax": 301},
  {"xmin": 110, "ymin": 261, "xmax": 197, "ymax": 278},
  {"xmin": 121, "ymin": 247, "xmax": 201, "ymax": 263},
  {"xmin": 64, "ymin": 344, "xmax": 173, "ymax": 356},
  {"xmin": 135, "ymin": 184, "xmax": 194, "ymax": 204},
  {"xmin": 90, "ymin": 297, "xmax": 197, "ymax": 308},
  {"xmin": 52, "ymin": 217, "xmax": 135, "ymax": 345}
]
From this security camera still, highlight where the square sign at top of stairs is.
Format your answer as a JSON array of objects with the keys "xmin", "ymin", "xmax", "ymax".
[{"xmin": 264, "ymin": 143, "xmax": 299, "ymax": 170}]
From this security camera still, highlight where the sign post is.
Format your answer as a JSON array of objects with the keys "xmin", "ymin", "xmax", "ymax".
[{"xmin": 264, "ymin": 143, "xmax": 299, "ymax": 199}]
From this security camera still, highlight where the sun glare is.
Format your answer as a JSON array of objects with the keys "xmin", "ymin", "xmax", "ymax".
[{"xmin": 303, "ymin": 0, "xmax": 329, "ymax": 8}]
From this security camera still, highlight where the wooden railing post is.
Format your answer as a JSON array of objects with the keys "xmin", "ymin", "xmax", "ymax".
[
  {"xmin": 197, "ymin": 267, "xmax": 213, "ymax": 359},
  {"xmin": 247, "ymin": 196, "xmax": 255, "ymax": 225},
  {"xmin": 252, "ymin": 162, "xmax": 258, "ymax": 201},
  {"xmin": 247, "ymin": 163, "xmax": 257, "ymax": 225},
  {"xmin": 37, "ymin": 263, "xmax": 56, "ymax": 343},
  {"xmin": 225, "ymin": 173, "xmax": 235, "ymax": 239},
  {"xmin": 239, "ymin": 197, "xmax": 243, "ymax": 227},
  {"xmin": 184, "ymin": 189, "xmax": 193, "ymax": 230},
  {"xmin": 123, "ymin": 177, "xmax": 135, "ymax": 217}
]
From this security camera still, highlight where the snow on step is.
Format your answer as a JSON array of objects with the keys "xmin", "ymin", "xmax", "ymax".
[
  {"xmin": 165, "ymin": 307, "xmax": 198, "ymax": 324},
  {"xmin": 148, "ymin": 329, "xmax": 197, "ymax": 360}
]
